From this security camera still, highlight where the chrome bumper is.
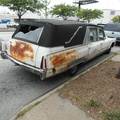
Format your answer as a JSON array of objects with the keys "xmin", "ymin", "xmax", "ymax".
[{"xmin": 4, "ymin": 52, "xmax": 46, "ymax": 80}]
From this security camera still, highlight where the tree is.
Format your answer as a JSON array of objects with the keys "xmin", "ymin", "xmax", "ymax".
[
  {"xmin": 112, "ymin": 15, "xmax": 120, "ymax": 23},
  {"xmin": 77, "ymin": 9, "xmax": 103, "ymax": 23},
  {"xmin": 50, "ymin": 3, "xmax": 78, "ymax": 20},
  {"xmin": 0, "ymin": 0, "xmax": 44, "ymax": 22},
  {"xmin": 39, "ymin": 0, "xmax": 51, "ymax": 19}
]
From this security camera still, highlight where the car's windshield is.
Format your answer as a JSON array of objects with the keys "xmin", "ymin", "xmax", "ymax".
[
  {"xmin": 104, "ymin": 24, "xmax": 120, "ymax": 32},
  {"xmin": 13, "ymin": 25, "xmax": 44, "ymax": 43}
]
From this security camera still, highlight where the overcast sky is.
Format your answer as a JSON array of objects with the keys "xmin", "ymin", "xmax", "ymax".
[
  {"xmin": 50, "ymin": 0, "xmax": 120, "ymax": 10},
  {"xmin": 0, "ymin": 0, "xmax": 120, "ymax": 14}
]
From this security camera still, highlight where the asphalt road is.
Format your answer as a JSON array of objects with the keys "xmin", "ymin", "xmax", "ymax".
[{"xmin": 0, "ymin": 32, "xmax": 120, "ymax": 120}]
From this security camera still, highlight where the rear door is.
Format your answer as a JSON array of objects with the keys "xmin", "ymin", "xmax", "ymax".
[
  {"xmin": 99, "ymin": 29, "xmax": 111, "ymax": 52},
  {"xmin": 87, "ymin": 27, "xmax": 102, "ymax": 60},
  {"xmin": 7, "ymin": 24, "xmax": 44, "ymax": 67}
]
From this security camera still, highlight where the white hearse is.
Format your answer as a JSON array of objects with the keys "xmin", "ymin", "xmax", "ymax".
[{"xmin": 0, "ymin": 20, "xmax": 116, "ymax": 80}]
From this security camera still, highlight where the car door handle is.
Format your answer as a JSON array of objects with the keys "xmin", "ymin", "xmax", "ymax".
[{"xmin": 112, "ymin": 32, "xmax": 114, "ymax": 34}]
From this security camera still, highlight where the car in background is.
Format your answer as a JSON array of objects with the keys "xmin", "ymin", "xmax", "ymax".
[
  {"xmin": 97, "ymin": 23, "xmax": 105, "ymax": 28},
  {"xmin": 104, "ymin": 23, "xmax": 120, "ymax": 43},
  {"xmin": 7, "ymin": 22, "xmax": 19, "ymax": 28}
]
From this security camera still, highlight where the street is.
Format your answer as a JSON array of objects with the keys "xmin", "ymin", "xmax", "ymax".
[
  {"xmin": 0, "ymin": 32, "xmax": 13, "ymax": 40},
  {"xmin": 0, "ymin": 32, "xmax": 120, "ymax": 120}
]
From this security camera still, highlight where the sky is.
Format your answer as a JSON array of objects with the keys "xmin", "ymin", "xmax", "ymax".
[
  {"xmin": 0, "ymin": 0, "xmax": 120, "ymax": 14},
  {"xmin": 50, "ymin": 0, "xmax": 120, "ymax": 10}
]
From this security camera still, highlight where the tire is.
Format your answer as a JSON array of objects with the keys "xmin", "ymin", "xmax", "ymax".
[
  {"xmin": 69, "ymin": 65, "xmax": 78, "ymax": 77},
  {"xmin": 105, "ymin": 47, "xmax": 111, "ymax": 54}
]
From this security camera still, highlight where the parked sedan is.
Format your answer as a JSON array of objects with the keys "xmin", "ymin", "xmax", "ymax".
[{"xmin": 7, "ymin": 22, "xmax": 19, "ymax": 28}]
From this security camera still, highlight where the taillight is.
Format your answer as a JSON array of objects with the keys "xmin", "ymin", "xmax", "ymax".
[{"xmin": 40, "ymin": 57, "xmax": 47, "ymax": 69}]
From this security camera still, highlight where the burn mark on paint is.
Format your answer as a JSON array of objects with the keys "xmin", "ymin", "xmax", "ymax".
[
  {"xmin": 50, "ymin": 50, "xmax": 78, "ymax": 67},
  {"xmin": 10, "ymin": 40, "xmax": 34, "ymax": 61}
]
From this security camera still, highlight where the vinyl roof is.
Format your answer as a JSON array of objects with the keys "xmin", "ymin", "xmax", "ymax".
[
  {"xmin": 16, "ymin": 19, "xmax": 102, "ymax": 47},
  {"xmin": 20, "ymin": 19, "xmax": 99, "ymax": 27}
]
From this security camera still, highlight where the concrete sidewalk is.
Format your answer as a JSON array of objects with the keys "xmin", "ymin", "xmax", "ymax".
[
  {"xmin": 16, "ymin": 92, "xmax": 94, "ymax": 120},
  {"xmin": 11, "ymin": 51, "xmax": 120, "ymax": 120}
]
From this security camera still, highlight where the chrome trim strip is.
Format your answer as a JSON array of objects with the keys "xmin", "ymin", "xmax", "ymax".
[{"xmin": 65, "ymin": 26, "xmax": 82, "ymax": 44}]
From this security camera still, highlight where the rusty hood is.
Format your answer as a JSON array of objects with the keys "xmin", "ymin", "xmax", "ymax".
[{"xmin": 8, "ymin": 39, "xmax": 39, "ymax": 66}]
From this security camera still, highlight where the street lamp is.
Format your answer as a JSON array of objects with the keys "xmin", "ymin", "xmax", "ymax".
[{"xmin": 73, "ymin": 0, "xmax": 98, "ymax": 9}]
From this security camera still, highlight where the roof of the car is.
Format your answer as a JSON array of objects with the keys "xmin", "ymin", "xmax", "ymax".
[
  {"xmin": 36, "ymin": 19, "xmax": 86, "ymax": 25},
  {"xmin": 20, "ymin": 19, "xmax": 100, "ymax": 27}
]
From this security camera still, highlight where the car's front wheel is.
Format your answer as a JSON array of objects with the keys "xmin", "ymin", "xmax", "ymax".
[{"xmin": 105, "ymin": 47, "xmax": 111, "ymax": 54}]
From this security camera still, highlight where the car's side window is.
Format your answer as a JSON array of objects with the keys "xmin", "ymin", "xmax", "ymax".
[
  {"xmin": 89, "ymin": 28, "xmax": 98, "ymax": 42},
  {"xmin": 99, "ymin": 29, "xmax": 105, "ymax": 40}
]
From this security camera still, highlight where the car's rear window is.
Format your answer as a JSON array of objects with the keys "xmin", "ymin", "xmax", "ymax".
[
  {"xmin": 104, "ymin": 24, "xmax": 120, "ymax": 32},
  {"xmin": 13, "ymin": 25, "xmax": 44, "ymax": 43}
]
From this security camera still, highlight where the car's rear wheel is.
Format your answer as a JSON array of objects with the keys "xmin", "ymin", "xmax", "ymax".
[{"xmin": 69, "ymin": 65, "xmax": 78, "ymax": 77}]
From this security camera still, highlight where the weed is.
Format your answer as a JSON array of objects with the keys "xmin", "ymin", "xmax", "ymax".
[
  {"xmin": 103, "ymin": 111, "xmax": 120, "ymax": 120},
  {"xmin": 85, "ymin": 98, "xmax": 101, "ymax": 107},
  {"xmin": 15, "ymin": 101, "xmax": 41, "ymax": 119},
  {"xmin": 71, "ymin": 95, "xmax": 80, "ymax": 102},
  {"xmin": 62, "ymin": 88, "xmax": 70, "ymax": 94}
]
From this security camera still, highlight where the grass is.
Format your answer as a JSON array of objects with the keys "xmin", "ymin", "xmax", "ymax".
[
  {"xmin": 62, "ymin": 88, "xmax": 71, "ymax": 94},
  {"xmin": 85, "ymin": 98, "xmax": 101, "ymax": 107},
  {"xmin": 15, "ymin": 101, "xmax": 41, "ymax": 119},
  {"xmin": 60, "ymin": 88, "xmax": 81, "ymax": 102},
  {"xmin": 103, "ymin": 111, "xmax": 120, "ymax": 120},
  {"xmin": 71, "ymin": 95, "xmax": 80, "ymax": 102}
]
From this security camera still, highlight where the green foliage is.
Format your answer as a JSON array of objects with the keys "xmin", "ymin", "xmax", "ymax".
[
  {"xmin": 85, "ymin": 98, "xmax": 101, "ymax": 107},
  {"xmin": 50, "ymin": 3, "xmax": 78, "ymax": 20},
  {"xmin": 40, "ymin": 0, "xmax": 51, "ymax": 19},
  {"xmin": 77, "ymin": 9, "xmax": 103, "ymax": 23},
  {"xmin": 103, "ymin": 111, "xmax": 120, "ymax": 120},
  {"xmin": 0, "ymin": 0, "xmax": 44, "ymax": 22},
  {"xmin": 112, "ymin": 15, "xmax": 120, "ymax": 23}
]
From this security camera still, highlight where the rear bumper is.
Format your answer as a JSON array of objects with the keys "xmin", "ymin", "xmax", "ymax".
[{"xmin": 4, "ymin": 52, "xmax": 46, "ymax": 80}]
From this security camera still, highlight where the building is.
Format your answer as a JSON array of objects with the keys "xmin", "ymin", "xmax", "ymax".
[
  {"xmin": 0, "ymin": 13, "xmax": 17, "ymax": 23},
  {"xmin": 91, "ymin": 9, "xmax": 120, "ymax": 24}
]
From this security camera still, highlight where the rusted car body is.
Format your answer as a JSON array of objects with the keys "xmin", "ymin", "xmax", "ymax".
[{"xmin": 1, "ymin": 20, "xmax": 116, "ymax": 80}]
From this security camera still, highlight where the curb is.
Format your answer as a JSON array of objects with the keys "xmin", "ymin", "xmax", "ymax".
[{"xmin": 10, "ymin": 53, "xmax": 117, "ymax": 120}]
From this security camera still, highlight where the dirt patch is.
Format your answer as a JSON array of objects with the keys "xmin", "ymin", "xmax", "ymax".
[{"xmin": 59, "ymin": 61, "xmax": 120, "ymax": 120}]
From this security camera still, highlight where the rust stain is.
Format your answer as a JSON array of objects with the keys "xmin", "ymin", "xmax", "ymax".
[
  {"xmin": 57, "ymin": 63, "xmax": 70, "ymax": 73},
  {"xmin": 50, "ymin": 50, "xmax": 78, "ymax": 67},
  {"xmin": 52, "ymin": 68, "xmax": 56, "ymax": 74},
  {"xmin": 10, "ymin": 40, "xmax": 34, "ymax": 61},
  {"xmin": 84, "ymin": 55, "xmax": 88, "ymax": 61},
  {"xmin": 47, "ymin": 63, "xmax": 70, "ymax": 77}
]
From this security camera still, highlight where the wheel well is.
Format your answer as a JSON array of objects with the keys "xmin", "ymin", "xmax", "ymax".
[{"xmin": 111, "ymin": 42, "xmax": 115, "ymax": 47}]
